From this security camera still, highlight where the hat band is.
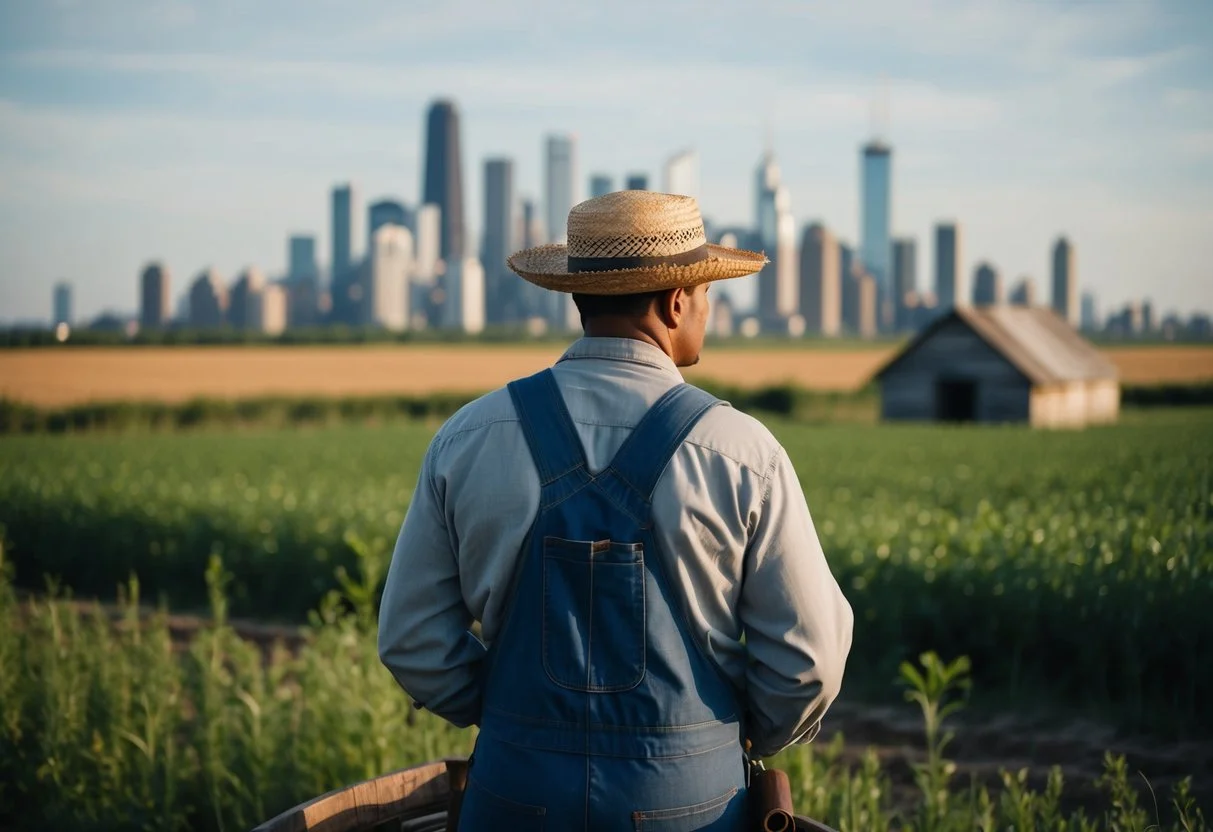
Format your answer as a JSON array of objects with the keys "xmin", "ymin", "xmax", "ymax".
[{"xmin": 567, "ymin": 243, "xmax": 709, "ymax": 273}]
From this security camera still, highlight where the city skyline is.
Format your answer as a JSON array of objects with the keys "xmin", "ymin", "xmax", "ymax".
[{"xmin": 1, "ymin": 0, "xmax": 1211, "ymax": 322}]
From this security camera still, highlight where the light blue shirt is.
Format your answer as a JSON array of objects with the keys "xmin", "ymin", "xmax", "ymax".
[{"xmin": 378, "ymin": 337, "xmax": 853, "ymax": 758}]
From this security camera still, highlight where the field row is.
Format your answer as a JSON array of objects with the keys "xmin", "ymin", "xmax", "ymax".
[
  {"xmin": 2, "ymin": 344, "xmax": 1211, "ymax": 405},
  {"xmin": 2, "ymin": 411, "xmax": 1211, "ymax": 736}
]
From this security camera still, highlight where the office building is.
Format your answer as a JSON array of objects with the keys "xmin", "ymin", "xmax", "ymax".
[
  {"xmin": 934, "ymin": 222, "xmax": 964, "ymax": 309},
  {"xmin": 422, "ymin": 99, "xmax": 466, "ymax": 261},
  {"xmin": 710, "ymin": 292, "xmax": 735, "ymax": 336},
  {"xmin": 248, "ymin": 283, "xmax": 287, "ymax": 335},
  {"xmin": 589, "ymin": 174, "xmax": 613, "ymax": 199},
  {"xmin": 972, "ymin": 262, "xmax": 1003, "ymax": 305},
  {"xmin": 228, "ymin": 267, "xmax": 266, "ymax": 330},
  {"xmin": 53, "ymin": 282, "xmax": 72, "ymax": 327},
  {"xmin": 364, "ymin": 225, "xmax": 412, "ymax": 331},
  {"xmin": 188, "ymin": 269, "xmax": 228, "ymax": 328},
  {"xmin": 1080, "ymin": 292, "xmax": 1098, "ymax": 332},
  {"xmin": 140, "ymin": 262, "xmax": 171, "ymax": 329},
  {"xmin": 1142, "ymin": 300, "xmax": 1156, "ymax": 334},
  {"xmin": 799, "ymin": 224, "xmax": 840, "ymax": 337},
  {"xmin": 443, "ymin": 257, "xmax": 485, "ymax": 334},
  {"xmin": 1051, "ymin": 236, "xmax": 1077, "ymax": 326},
  {"xmin": 755, "ymin": 151, "xmax": 796, "ymax": 327},
  {"xmin": 413, "ymin": 204, "xmax": 441, "ymax": 285},
  {"xmin": 860, "ymin": 141, "xmax": 892, "ymax": 324},
  {"xmin": 368, "ymin": 200, "xmax": 411, "ymax": 251},
  {"xmin": 288, "ymin": 235, "xmax": 317, "ymax": 281},
  {"xmin": 625, "ymin": 173, "xmax": 648, "ymax": 191},
  {"xmin": 330, "ymin": 183, "xmax": 361, "ymax": 325},
  {"xmin": 892, "ymin": 238, "xmax": 917, "ymax": 331},
  {"xmin": 843, "ymin": 269, "xmax": 877, "ymax": 337},
  {"xmin": 1009, "ymin": 276, "xmax": 1037, "ymax": 306},
  {"xmin": 544, "ymin": 134, "xmax": 577, "ymax": 244},
  {"xmin": 663, "ymin": 149, "xmax": 699, "ymax": 198},
  {"xmin": 483, "ymin": 158, "xmax": 516, "ymax": 325}
]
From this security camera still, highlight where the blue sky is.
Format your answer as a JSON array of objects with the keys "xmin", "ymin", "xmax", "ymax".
[{"xmin": 1, "ymin": 0, "xmax": 1211, "ymax": 323}]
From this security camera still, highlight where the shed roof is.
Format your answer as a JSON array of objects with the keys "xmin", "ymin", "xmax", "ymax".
[{"xmin": 875, "ymin": 306, "xmax": 1119, "ymax": 385}]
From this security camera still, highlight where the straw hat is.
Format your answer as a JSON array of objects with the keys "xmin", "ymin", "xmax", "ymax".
[{"xmin": 508, "ymin": 191, "xmax": 767, "ymax": 295}]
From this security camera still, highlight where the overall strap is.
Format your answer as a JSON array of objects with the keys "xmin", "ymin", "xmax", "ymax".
[
  {"xmin": 609, "ymin": 383, "xmax": 721, "ymax": 502},
  {"xmin": 507, "ymin": 369, "xmax": 588, "ymax": 486}
]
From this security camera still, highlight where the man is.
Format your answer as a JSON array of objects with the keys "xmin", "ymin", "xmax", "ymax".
[{"xmin": 379, "ymin": 191, "xmax": 853, "ymax": 830}]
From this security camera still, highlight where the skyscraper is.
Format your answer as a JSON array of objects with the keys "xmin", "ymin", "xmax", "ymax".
[
  {"xmin": 663, "ymin": 149, "xmax": 698, "ymax": 197},
  {"xmin": 288, "ymin": 236, "xmax": 317, "ymax": 281},
  {"xmin": 1009, "ymin": 277, "xmax": 1037, "ymax": 306},
  {"xmin": 799, "ymin": 224, "xmax": 840, "ymax": 337},
  {"xmin": 188, "ymin": 269, "xmax": 228, "ymax": 328},
  {"xmin": 544, "ymin": 134, "xmax": 576, "ymax": 244},
  {"xmin": 972, "ymin": 262, "xmax": 1002, "ymax": 305},
  {"xmin": 934, "ymin": 223, "xmax": 964, "ymax": 309},
  {"xmin": 1051, "ymin": 236, "xmax": 1077, "ymax": 326},
  {"xmin": 330, "ymin": 183, "xmax": 359, "ymax": 324},
  {"xmin": 422, "ymin": 99, "xmax": 465, "ymax": 261},
  {"xmin": 589, "ymin": 174, "xmax": 613, "ymax": 199},
  {"xmin": 755, "ymin": 152, "xmax": 796, "ymax": 327},
  {"xmin": 842, "ymin": 268, "xmax": 876, "ymax": 337},
  {"xmin": 140, "ymin": 262, "xmax": 171, "ymax": 329},
  {"xmin": 53, "ymin": 282, "xmax": 71, "ymax": 327},
  {"xmin": 413, "ymin": 204, "xmax": 441, "ymax": 285},
  {"xmin": 625, "ymin": 173, "xmax": 648, "ymax": 191},
  {"xmin": 365, "ymin": 225, "xmax": 412, "ymax": 331},
  {"xmin": 228, "ymin": 267, "xmax": 266, "ymax": 330},
  {"xmin": 860, "ymin": 142, "xmax": 892, "ymax": 327},
  {"xmin": 1080, "ymin": 291, "xmax": 1098, "ymax": 332},
  {"xmin": 367, "ymin": 200, "xmax": 410, "ymax": 252},
  {"xmin": 892, "ymin": 238, "xmax": 917, "ymax": 331},
  {"xmin": 483, "ymin": 158, "xmax": 516, "ymax": 325},
  {"xmin": 443, "ymin": 257, "xmax": 485, "ymax": 334}
]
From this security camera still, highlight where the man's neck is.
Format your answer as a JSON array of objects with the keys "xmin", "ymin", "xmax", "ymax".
[{"xmin": 582, "ymin": 318, "xmax": 673, "ymax": 361}]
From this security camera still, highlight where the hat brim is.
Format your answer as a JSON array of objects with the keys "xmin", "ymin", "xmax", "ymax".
[{"xmin": 507, "ymin": 243, "xmax": 768, "ymax": 295}]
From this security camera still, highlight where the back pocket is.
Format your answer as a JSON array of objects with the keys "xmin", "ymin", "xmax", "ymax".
[
  {"xmin": 632, "ymin": 787, "xmax": 740, "ymax": 831},
  {"xmin": 542, "ymin": 536, "xmax": 645, "ymax": 692},
  {"xmin": 459, "ymin": 777, "xmax": 545, "ymax": 831}
]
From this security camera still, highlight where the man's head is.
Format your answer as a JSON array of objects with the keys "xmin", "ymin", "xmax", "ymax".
[
  {"xmin": 572, "ymin": 285, "xmax": 711, "ymax": 367},
  {"xmin": 507, "ymin": 191, "xmax": 765, "ymax": 363}
]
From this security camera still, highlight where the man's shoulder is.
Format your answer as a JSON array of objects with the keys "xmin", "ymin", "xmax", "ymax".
[
  {"xmin": 431, "ymin": 386, "xmax": 519, "ymax": 451},
  {"xmin": 685, "ymin": 388, "xmax": 784, "ymax": 480}
]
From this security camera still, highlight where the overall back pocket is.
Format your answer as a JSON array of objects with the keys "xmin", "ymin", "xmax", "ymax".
[{"xmin": 542, "ymin": 536, "xmax": 646, "ymax": 692}]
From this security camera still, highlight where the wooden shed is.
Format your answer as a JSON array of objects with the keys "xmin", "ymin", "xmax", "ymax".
[{"xmin": 873, "ymin": 306, "xmax": 1120, "ymax": 428}]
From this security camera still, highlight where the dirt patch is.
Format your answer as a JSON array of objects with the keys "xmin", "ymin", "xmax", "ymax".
[{"xmin": 2, "ymin": 345, "xmax": 1209, "ymax": 407}]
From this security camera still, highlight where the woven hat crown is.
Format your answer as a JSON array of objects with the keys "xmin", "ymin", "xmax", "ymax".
[{"xmin": 566, "ymin": 191, "xmax": 707, "ymax": 259}]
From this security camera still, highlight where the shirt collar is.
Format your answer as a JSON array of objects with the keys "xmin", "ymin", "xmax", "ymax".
[{"xmin": 557, "ymin": 337, "xmax": 684, "ymax": 379}]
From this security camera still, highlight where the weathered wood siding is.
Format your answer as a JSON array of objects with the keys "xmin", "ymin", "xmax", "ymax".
[
  {"xmin": 1030, "ymin": 379, "xmax": 1121, "ymax": 428},
  {"xmin": 879, "ymin": 319, "xmax": 1031, "ymax": 423}
]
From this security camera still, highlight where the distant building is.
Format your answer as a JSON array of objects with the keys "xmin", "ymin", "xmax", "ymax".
[
  {"xmin": 892, "ymin": 238, "xmax": 917, "ymax": 331},
  {"xmin": 53, "ymin": 282, "xmax": 72, "ymax": 327},
  {"xmin": 330, "ymin": 183, "xmax": 360, "ymax": 325},
  {"xmin": 1009, "ymin": 277, "xmax": 1037, "ymax": 307},
  {"xmin": 367, "ymin": 200, "xmax": 411, "ymax": 251},
  {"xmin": 249, "ymin": 283, "xmax": 287, "ymax": 336},
  {"xmin": 414, "ymin": 204, "xmax": 442, "ymax": 286},
  {"xmin": 188, "ymin": 269, "xmax": 228, "ymax": 328},
  {"xmin": 443, "ymin": 257, "xmax": 485, "ymax": 334},
  {"xmin": 1125, "ymin": 300, "xmax": 1143, "ymax": 336},
  {"xmin": 482, "ymin": 158, "xmax": 517, "ymax": 325},
  {"xmin": 799, "ymin": 224, "xmax": 840, "ymax": 337},
  {"xmin": 874, "ymin": 306, "xmax": 1120, "ymax": 428},
  {"xmin": 589, "ymin": 174, "xmax": 613, "ymax": 199},
  {"xmin": 545, "ymin": 134, "xmax": 577, "ymax": 244},
  {"xmin": 755, "ymin": 152, "xmax": 796, "ymax": 328},
  {"xmin": 1141, "ymin": 299, "xmax": 1156, "ymax": 335},
  {"xmin": 663, "ymin": 149, "xmax": 698, "ymax": 198},
  {"xmin": 229, "ymin": 268, "xmax": 267, "ymax": 330},
  {"xmin": 934, "ymin": 222, "xmax": 964, "ymax": 309},
  {"xmin": 972, "ymin": 262, "xmax": 1003, "ymax": 305},
  {"xmin": 365, "ymin": 225, "xmax": 412, "ymax": 331},
  {"xmin": 624, "ymin": 173, "xmax": 648, "ymax": 191},
  {"xmin": 860, "ymin": 141, "xmax": 892, "ymax": 327},
  {"xmin": 1051, "ymin": 237, "xmax": 1077, "ymax": 326},
  {"xmin": 140, "ymin": 262, "xmax": 171, "ymax": 329},
  {"xmin": 843, "ymin": 269, "xmax": 877, "ymax": 338},
  {"xmin": 288, "ymin": 235, "xmax": 317, "ymax": 281},
  {"xmin": 422, "ymin": 99, "xmax": 466, "ymax": 261},
  {"xmin": 710, "ymin": 291, "xmax": 735, "ymax": 336},
  {"xmin": 1080, "ymin": 291, "xmax": 1098, "ymax": 332}
]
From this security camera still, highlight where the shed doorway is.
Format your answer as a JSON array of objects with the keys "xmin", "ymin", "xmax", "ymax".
[{"xmin": 936, "ymin": 379, "xmax": 977, "ymax": 422}]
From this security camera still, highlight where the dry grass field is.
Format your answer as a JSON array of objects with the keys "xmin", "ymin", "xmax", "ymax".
[{"xmin": 0, "ymin": 344, "xmax": 1210, "ymax": 406}]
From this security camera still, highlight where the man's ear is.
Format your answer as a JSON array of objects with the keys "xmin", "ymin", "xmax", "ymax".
[{"xmin": 662, "ymin": 287, "xmax": 686, "ymax": 328}]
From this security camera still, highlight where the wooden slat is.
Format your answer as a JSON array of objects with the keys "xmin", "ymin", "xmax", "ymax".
[{"xmin": 252, "ymin": 759, "xmax": 459, "ymax": 832}]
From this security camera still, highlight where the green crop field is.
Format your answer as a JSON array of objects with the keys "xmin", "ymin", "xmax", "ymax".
[{"xmin": 1, "ymin": 409, "xmax": 1211, "ymax": 829}]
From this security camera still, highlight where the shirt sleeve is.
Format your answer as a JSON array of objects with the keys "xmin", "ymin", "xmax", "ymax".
[
  {"xmin": 740, "ymin": 446, "xmax": 854, "ymax": 759},
  {"xmin": 378, "ymin": 434, "xmax": 488, "ymax": 728}
]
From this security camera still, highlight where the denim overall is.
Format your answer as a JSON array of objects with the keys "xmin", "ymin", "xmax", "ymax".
[{"xmin": 459, "ymin": 369, "xmax": 749, "ymax": 831}]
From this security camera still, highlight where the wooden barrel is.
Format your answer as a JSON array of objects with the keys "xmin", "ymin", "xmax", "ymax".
[{"xmin": 250, "ymin": 757, "xmax": 837, "ymax": 831}]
